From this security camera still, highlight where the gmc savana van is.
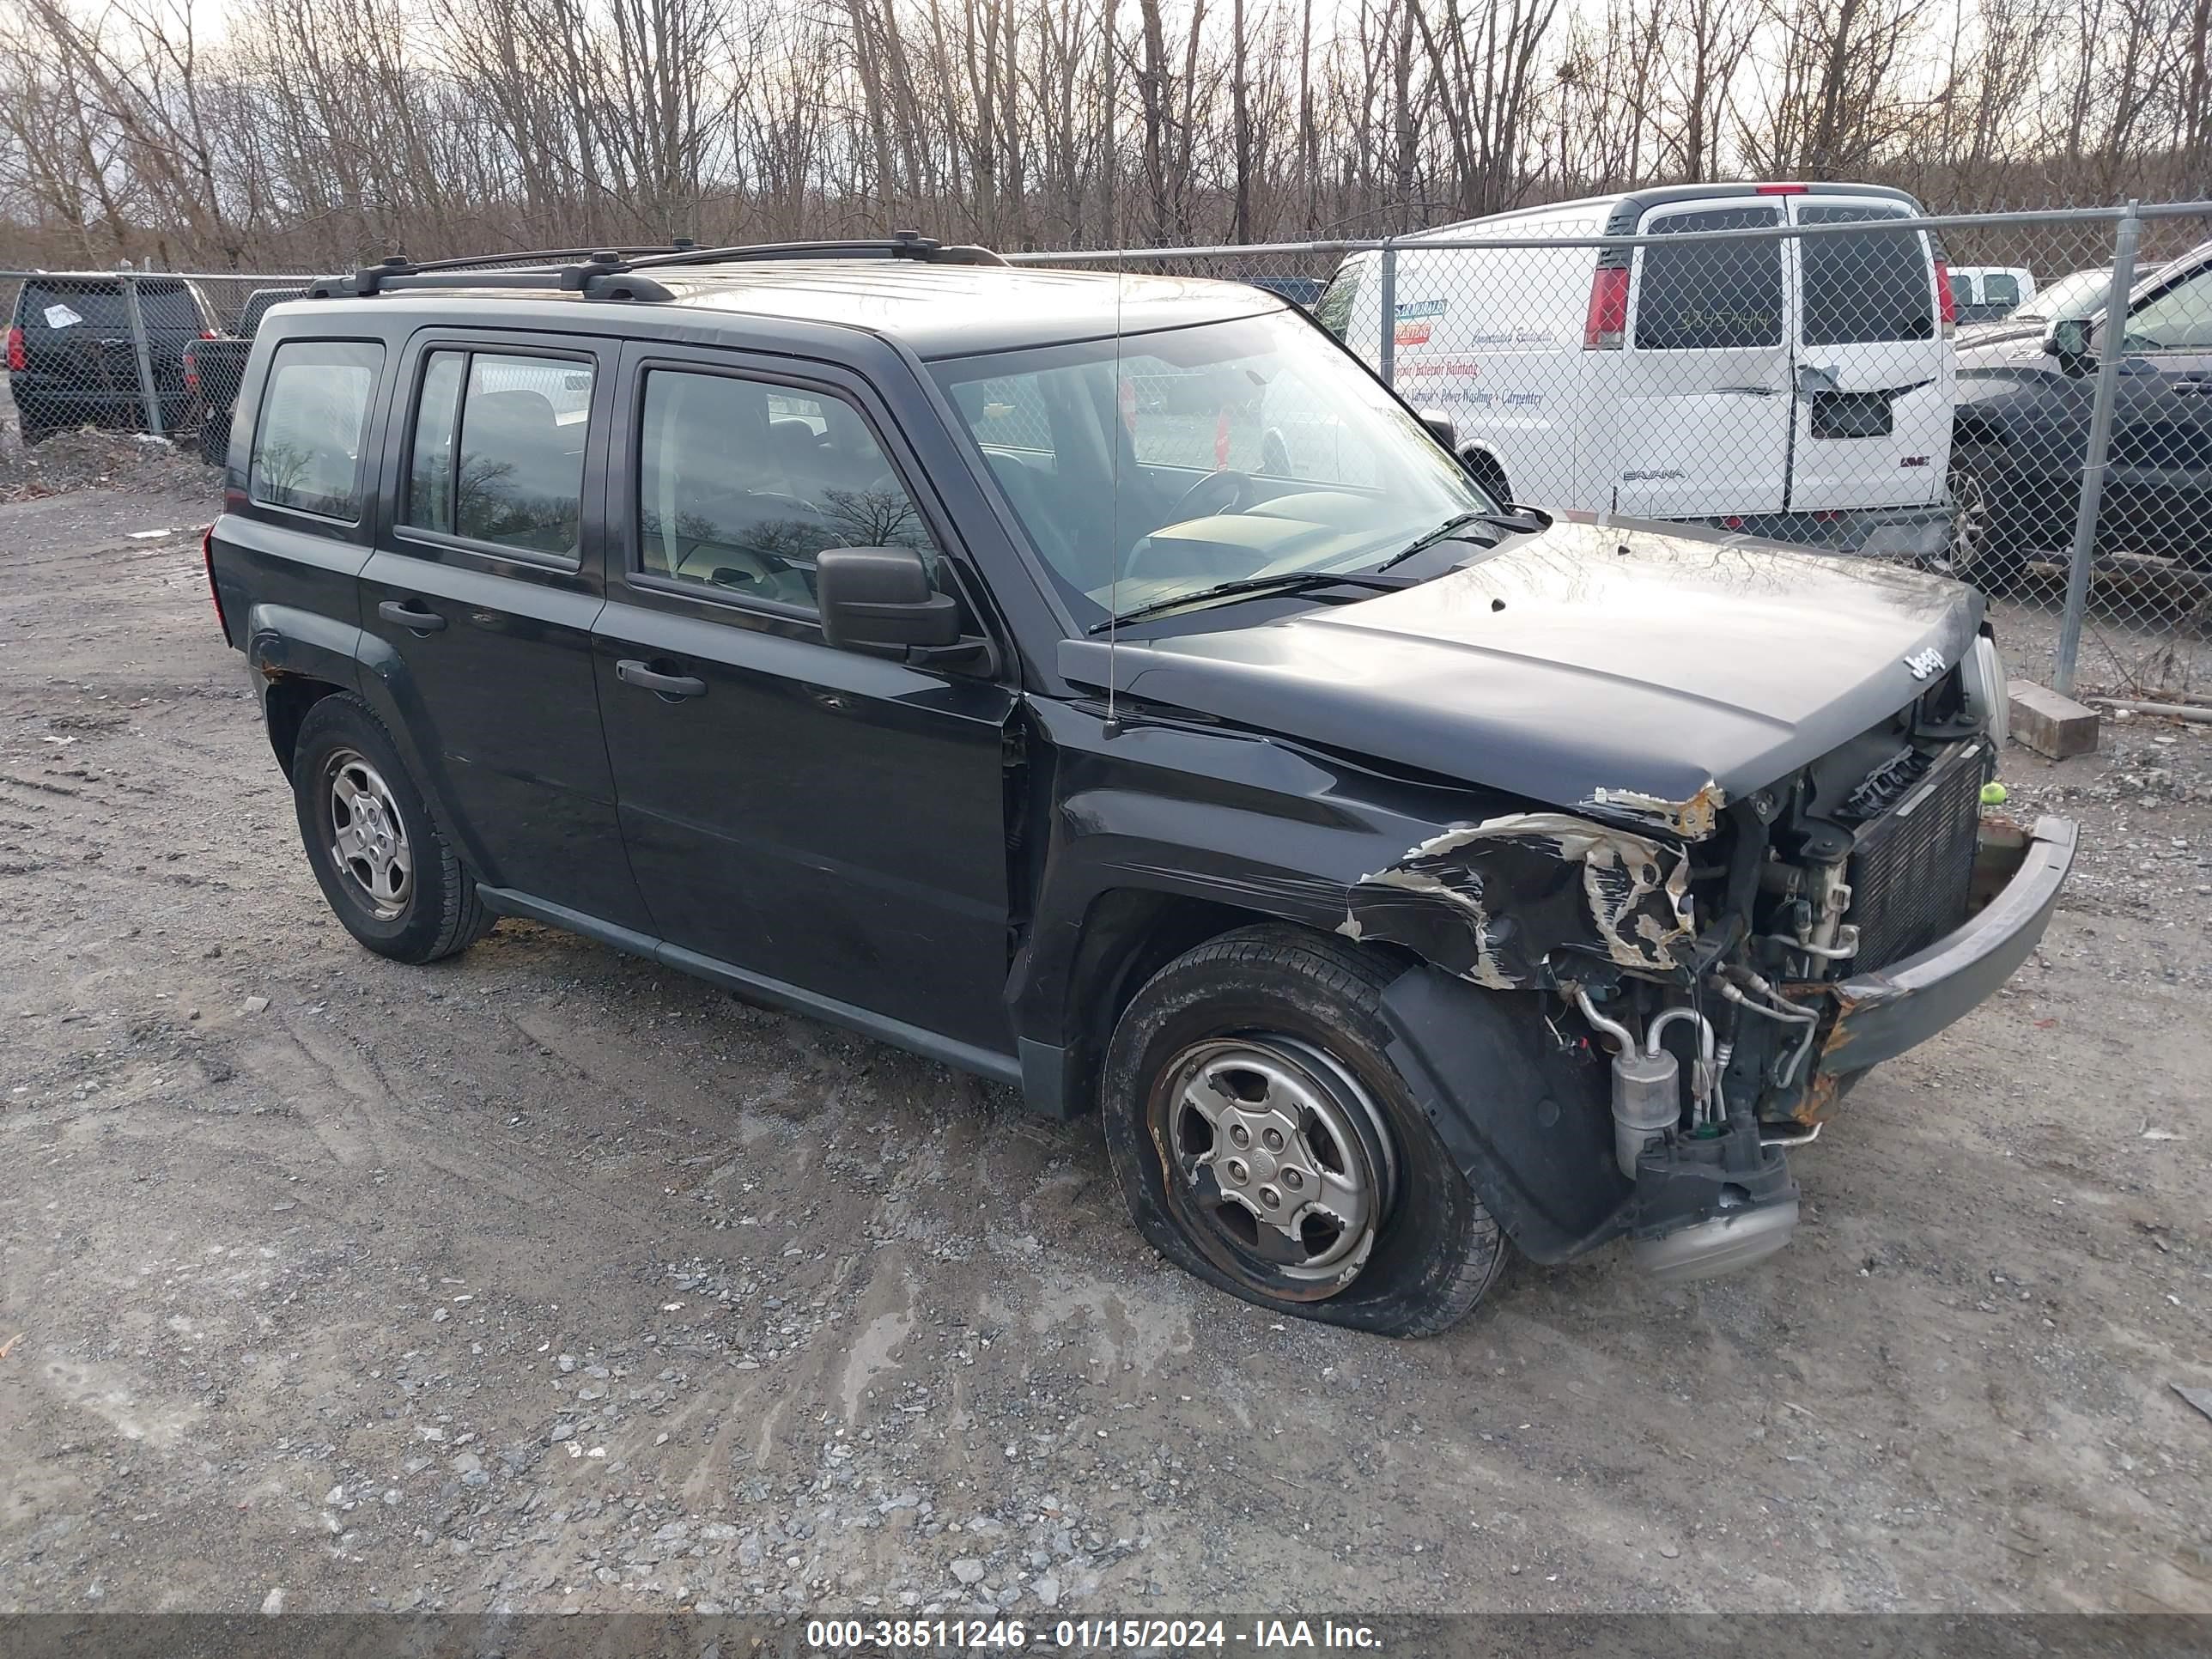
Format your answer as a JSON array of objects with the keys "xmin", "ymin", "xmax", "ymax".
[{"xmin": 1315, "ymin": 183, "xmax": 1958, "ymax": 559}]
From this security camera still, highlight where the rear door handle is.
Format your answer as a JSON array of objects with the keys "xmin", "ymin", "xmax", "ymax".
[
  {"xmin": 617, "ymin": 659, "xmax": 707, "ymax": 699},
  {"xmin": 378, "ymin": 599, "xmax": 447, "ymax": 633}
]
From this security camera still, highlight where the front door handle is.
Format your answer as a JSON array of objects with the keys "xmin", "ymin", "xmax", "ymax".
[
  {"xmin": 1712, "ymin": 384, "xmax": 1779, "ymax": 397},
  {"xmin": 378, "ymin": 599, "xmax": 447, "ymax": 633},
  {"xmin": 616, "ymin": 659, "xmax": 708, "ymax": 700}
]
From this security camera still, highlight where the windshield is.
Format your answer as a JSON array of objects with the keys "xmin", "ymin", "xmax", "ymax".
[
  {"xmin": 2019, "ymin": 269, "xmax": 2111, "ymax": 322},
  {"xmin": 931, "ymin": 307, "xmax": 1494, "ymax": 629}
]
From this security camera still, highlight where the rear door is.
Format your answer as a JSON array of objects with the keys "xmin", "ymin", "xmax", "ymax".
[
  {"xmin": 358, "ymin": 331, "xmax": 650, "ymax": 932},
  {"xmin": 1610, "ymin": 199, "xmax": 1793, "ymax": 517},
  {"xmin": 1785, "ymin": 195, "xmax": 1953, "ymax": 512}
]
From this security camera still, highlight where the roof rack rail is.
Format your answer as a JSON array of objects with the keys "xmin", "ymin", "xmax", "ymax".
[
  {"xmin": 306, "ymin": 240, "xmax": 699, "ymax": 299},
  {"xmin": 304, "ymin": 230, "xmax": 1005, "ymax": 301}
]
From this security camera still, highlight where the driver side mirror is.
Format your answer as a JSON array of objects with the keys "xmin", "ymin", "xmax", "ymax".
[
  {"xmin": 816, "ymin": 546, "xmax": 995, "ymax": 673},
  {"xmin": 1419, "ymin": 410, "xmax": 1457, "ymax": 451},
  {"xmin": 2043, "ymin": 318, "xmax": 2091, "ymax": 365}
]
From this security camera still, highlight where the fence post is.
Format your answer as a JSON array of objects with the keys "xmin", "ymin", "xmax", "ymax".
[
  {"xmin": 1377, "ymin": 238, "xmax": 1398, "ymax": 390},
  {"xmin": 2053, "ymin": 200, "xmax": 2139, "ymax": 697},
  {"xmin": 119, "ymin": 270, "xmax": 166, "ymax": 440}
]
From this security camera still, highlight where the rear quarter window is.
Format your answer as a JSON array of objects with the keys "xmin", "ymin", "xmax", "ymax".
[
  {"xmin": 1799, "ymin": 204, "xmax": 1936, "ymax": 345},
  {"xmin": 250, "ymin": 340, "xmax": 385, "ymax": 522}
]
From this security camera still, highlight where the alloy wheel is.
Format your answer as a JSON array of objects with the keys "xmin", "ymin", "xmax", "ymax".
[{"xmin": 323, "ymin": 748, "xmax": 413, "ymax": 921}]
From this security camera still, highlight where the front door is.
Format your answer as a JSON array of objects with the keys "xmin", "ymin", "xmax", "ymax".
[
  {"xmin": 360, "ymin": 332, "xmax": 650, "ymax": 931},
  {"xmin": 591, "ymin": 344, "xmax": 1019, "ymax": 1057},
  {"xmin": 1784, "ymin": 194, "xmax": 1954, "ymax": 512},
  {"xmin": 1608, "ymin": 198, "xmax": 1794, "ymax": 519}
]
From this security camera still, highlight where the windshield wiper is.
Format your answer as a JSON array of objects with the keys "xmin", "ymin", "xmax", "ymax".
[
  {"xmin": 1088, "ymin": 569, "xmax": 1416, "ymax": 634},
  {"xmin": 1372, "ymin": 509, "xmax": 1526, "ymax": 574}
]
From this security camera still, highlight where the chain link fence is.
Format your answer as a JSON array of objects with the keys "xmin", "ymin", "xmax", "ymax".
[
  {"xmin": 6, "ymin": 204, "xmax": 2210, "ymax": 699},
  {"xmin": 1005, "ymin": 198, "xmax": 2212, "ymax": 704}
]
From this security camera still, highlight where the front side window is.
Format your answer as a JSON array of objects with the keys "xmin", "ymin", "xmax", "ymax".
[
  {"xmin": 2125, "ymin": 264, "xmax": 2212, "ymax": 352},
  {"xmin": 1634, "ymin": 206, "xmax": 1784, "ymax": 350},
  {"xmin": 933, "ymin": 307, "xmax": 1492, "ymax": 626},
  {"xmin": 249, "ymin": 339, "xmax": 383, "ymax": 521},
  {"xmin": 404, "ymin": 349, "xmax": 592, "ymax": 557},
  {"xmin": 1798, "ymin": 204, "xmax": 1936, "ymax": 345},
  {"xmin": 635, "ymin": 369, "xmax": 935, "ymax": 610}
]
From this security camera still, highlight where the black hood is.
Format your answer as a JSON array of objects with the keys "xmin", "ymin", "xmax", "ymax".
[{"xmin": 1060, "ymin": 514, "xmax": 1982, "ymax": 821}]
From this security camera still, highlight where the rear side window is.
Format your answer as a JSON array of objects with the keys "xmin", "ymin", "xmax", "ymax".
[
  {"xmin": 1798, "ymin": 204, "xmax": 1935, "ymax": 345},
  {"xmin": 1983, "ymin": 273, "xmax": 2021, "ymax": 309},
  {"xmin": 249, "ymin": 339, "xmax": 383, "ymax": 522},
  {"xmin": 404, "ymin": 349, "xmax": 593, "ymax": 557},
  {"xmin": 1635, "ymin": 207, "xmax": 1784, "ymax": 350},
  {"xmin": 635, "ymin": 368, "xmax": 935, "ymax": 609}
]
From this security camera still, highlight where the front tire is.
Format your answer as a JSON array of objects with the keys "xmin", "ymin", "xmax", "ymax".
[
  {"xmin": 291, "ymin": 694, "xmax": 493, "ymax": 963},
  {"xmin": 1948, "ymin": 444, "xmax": 2028, "ymax": 590},
  {"xmin": 1102, "ymin": 925, "xmax": 1505, "ymax": 1337}
]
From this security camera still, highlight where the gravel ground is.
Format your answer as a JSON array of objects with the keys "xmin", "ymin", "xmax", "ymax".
[{"xmin": 2, "ymin": 469, "xmax": 2209, "ymax": 1619}]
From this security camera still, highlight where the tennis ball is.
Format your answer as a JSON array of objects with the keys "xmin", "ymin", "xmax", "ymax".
[{"xmin": 1980, "ymin": 781, "xmax": 2008, "ymax": 805}]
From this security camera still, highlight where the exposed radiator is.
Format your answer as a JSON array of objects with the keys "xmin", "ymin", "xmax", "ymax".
[{"xmin": 1844, "ymin": 740, "xmax": 1988, "ymax": 972}]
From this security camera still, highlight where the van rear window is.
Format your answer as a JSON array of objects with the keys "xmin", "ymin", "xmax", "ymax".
[
  {"xmin": 1634, "ymin": 207, "xmax": 1784, "ymax": 351},
  {"xmin": 1799, "ymin": 204, "xmax": 1935, "ymax": 345}
]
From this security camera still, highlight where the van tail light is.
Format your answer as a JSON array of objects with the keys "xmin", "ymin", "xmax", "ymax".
[
  {"xmin": 5, "ymin": 326, "xmax": 22, "ymax": 373},
  {"xmin": 202, "ymin": 523, "xmax": 230, "ymax": 640},
  {"xmin": 1934, "ymin": 259, "xmax": 1957, "ymax": 337},
  {"xmin": 182, "ymin": 345, "xmax": 198, "ymax": 393},
  {"xmin": 1583, "ymin": 265, "xmax": 1630, "ymax": 349},
  {"xmin": 1755, "ymin": 183, "xmax": 1808, "ymax": 195}
]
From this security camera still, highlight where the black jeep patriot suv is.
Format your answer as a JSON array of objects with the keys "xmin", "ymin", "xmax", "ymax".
[{"xmin": 205, "ymin": 238, "xmax": 2075, "ymax": 1336}]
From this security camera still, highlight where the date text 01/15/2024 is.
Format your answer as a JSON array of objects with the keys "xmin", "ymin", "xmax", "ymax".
[{"xmin": 804, "ymin": 1618, "xmax": 1385, "ymax": 1650}]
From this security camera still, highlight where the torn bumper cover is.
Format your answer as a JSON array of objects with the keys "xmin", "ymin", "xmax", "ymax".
[{"xmin": 1802, "ymin": 815, "xmax": 2076, "ymax": 1112}]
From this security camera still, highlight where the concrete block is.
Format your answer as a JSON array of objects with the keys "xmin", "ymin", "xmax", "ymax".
[{"xmin": 2008, "ymin": 680, "xmax": 2100, "ymax": 759}]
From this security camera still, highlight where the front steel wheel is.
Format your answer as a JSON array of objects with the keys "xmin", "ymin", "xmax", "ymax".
[
  {"xmin": 1103, "ymin": 925, "xmax": 1506, "ymax": 1337},
  {"xmin": 1161, "ymin": 1036, "xmax": 1397, "ymax": 1282}
]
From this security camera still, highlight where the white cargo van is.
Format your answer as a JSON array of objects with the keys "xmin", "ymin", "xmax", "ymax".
[
  {"xmin": 1313, "ymin": 183, "xmax": 1957, "ymax": 558},
  {"xmin": 1949, "ymin": 265, "xmax": 2036, "ymax": 321}
]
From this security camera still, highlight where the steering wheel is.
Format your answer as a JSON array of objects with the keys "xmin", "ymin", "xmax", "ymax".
[{"xmin": 1174, "ymin": 468, "xmax": 1255, "ymax": 519}]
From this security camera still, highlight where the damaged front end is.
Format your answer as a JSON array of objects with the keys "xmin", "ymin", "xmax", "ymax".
[{"xmin": 1347, "ymin": 644, "xmax": 2075, "ymax": 1282}]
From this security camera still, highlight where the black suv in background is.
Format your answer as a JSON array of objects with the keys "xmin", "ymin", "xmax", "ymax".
[
  {"xmin": 1951, "ymin": 240, "xmax": 2212, "ymax": 582},
  {"xmin": 204, "ymin": 240, "xmax": 2074, "ymax": 1336},
  {"xmin": 181, "ymin": 286, "xmax": 307, "ymax": 462},
  {"xmin": 6, "ymin": 272, "xmax": 216, "ymax": 444}
]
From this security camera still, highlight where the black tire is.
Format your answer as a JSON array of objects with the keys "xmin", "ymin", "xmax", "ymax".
[
  {"xmin": 1460, "ymin": 449, "xmax": 1511, "ymax": 506},
  {"xmin": 290, "ymin": 693, "xmax": 493, "ymax": 964},
  {"xmin": 198, "ymin": 410, "xmax": 230, "ymax": 466},
  {"xmin": 1101, "ymin": 924, "xmax": 1506, "ymax": 1337},
  {"xmin": 15, "ymin": 398, "xmax": 55, "ymax": 447},
  {"xmin": 1948, "ymin": 443, "xmax": 2028, "ymax": 591}
]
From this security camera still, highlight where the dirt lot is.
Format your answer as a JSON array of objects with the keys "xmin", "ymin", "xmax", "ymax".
[{"xmin": 2, "ymin": 453, "xmax": 2210, "ymax": 1619}]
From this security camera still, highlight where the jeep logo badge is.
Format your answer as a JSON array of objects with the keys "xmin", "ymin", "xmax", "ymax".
[{"xmin": 1904, "ymin": 647, "xmax": 1945, "ymax": 681}]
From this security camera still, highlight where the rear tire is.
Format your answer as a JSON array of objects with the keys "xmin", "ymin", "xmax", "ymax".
[
  {"xmin": 198, "ymin": 410, "xmax": 230, "ymax": 466},
  {"xmin": 290, "ymin": 694, "xmax": 493, "ymax": 964},
  {"xmin": 1948, "ymin": 443, "xmax": 2028, "ymax": 591},
  {"xmin": 1101, "ymin": 924, "xmax": 1505, "ymax": 1337}
]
